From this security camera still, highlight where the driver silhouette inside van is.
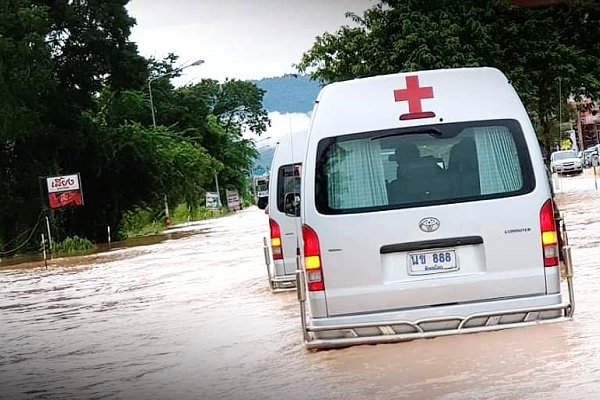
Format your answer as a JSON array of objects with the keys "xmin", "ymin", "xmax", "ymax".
[
  {"xmin": 388, "ymin": 142, "xmax": 446, "ymax": 203},
  {"xmin": 447, "ymin": 137, "xmax": 480, "ymax": 198},
  {"xmin": 387, "ymin": 138, "xmax": 480, "ymax": 204}
]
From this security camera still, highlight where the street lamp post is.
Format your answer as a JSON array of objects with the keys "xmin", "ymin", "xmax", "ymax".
[
  {"xmin": 148, "ymin": 78, "xmax": 157, "ymax": 128},
  {"xmin": 223, "ymin": 105, "xmax": 247, "ymax": 134},
  {"xmin": 146, "ymin": 59, "xmax": 204, "ymax": 221},
  {"xmin": 147, "ymin": 59, "xmax": 204, "ymax": 128}
]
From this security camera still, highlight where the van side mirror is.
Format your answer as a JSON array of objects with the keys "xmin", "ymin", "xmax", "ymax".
[{"xmin": 284, "ymin": 192, "xmax": 301, "ymax": 217}]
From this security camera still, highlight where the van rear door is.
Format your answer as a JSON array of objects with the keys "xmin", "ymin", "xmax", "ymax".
[
  {"xmin": 310, "ymin": 119, "xmax": 548, "ymax": 316},
  {"xmin": 276, "ymin": 163, "xmax": 302, "ymax": 275}
]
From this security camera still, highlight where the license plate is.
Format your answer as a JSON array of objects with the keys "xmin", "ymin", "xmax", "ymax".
[{"xmin": 407, "ymin": 250, "xmax": 458, "ymax": 275}]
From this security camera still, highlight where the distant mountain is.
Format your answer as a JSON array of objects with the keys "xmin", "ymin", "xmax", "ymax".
[
  {"xmin": 250, "ymin": 74, "xmax": 322, "ymax": 176},
  {"xmin": 254, "ymin": 74, "xmax": 322, "ymax": 114}
]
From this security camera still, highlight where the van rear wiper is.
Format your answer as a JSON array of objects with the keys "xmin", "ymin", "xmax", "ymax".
[{"xmin": 371, "ymin": 127, "xmax": 443, "ymax": 141}]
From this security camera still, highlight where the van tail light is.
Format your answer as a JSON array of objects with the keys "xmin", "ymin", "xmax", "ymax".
[
  {"xmin": 540, "ymin": 200, "xmax": 559, "ymax": 267},
  {"xmin": 302, "ymin": 224, "xmax": 325, "ymax": 291},
  {"xmin": 269, "ymin": 219, "xmax": 283, "ymax": 260}
]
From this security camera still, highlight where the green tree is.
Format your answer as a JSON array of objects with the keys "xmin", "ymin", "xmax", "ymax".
[
  {"xmin": 55, "ymin": 91, "xmax": 217, "ymax": 240},
  {"xmin": 0, "ymin": 1, "xmax": 55, "ymax": 249},
  {"xmin": 146, "ymin": 75, "xmax": 266, "ymax": 199},
  {"xmin": 0, "ymin": 1, "xmax": 268, "ymax": 251},
  {"xmin": 297, "ymin": 0, "xmax": 600, "ymax": 150},
  {"xmin": 0, "ymin": 0, "xmax": 147, "ymax": 249}
]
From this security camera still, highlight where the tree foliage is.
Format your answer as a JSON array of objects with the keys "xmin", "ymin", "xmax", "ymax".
[
  {"xmin": 0, "ymin": 2, "xmax": 267, "ymax": 251},
  {"xmin": 297, "ymin": 0, "xmax": 600, "ymax": 148}
]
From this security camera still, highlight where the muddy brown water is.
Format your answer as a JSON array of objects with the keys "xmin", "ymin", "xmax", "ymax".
[{"xmin": 2, "ymin": 177, "xmax": 600, "ymax": 399}]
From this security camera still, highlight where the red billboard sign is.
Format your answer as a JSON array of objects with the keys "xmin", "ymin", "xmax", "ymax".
[
  {"xmin": 46, "ymin": 174, "xmax": 84, "ymax": 209},
  {"xmin": 48, "ymin": 191, "xmax": 84, "ymax": 209}
]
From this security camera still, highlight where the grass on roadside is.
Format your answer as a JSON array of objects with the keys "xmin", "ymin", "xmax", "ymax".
[
  {"xmin": 52, "ymin": 236, "xmax": 97, "ymax": 257},
  {"xmin": 119, "ymin": 204, "xmax": 229, "ymax": 239}
]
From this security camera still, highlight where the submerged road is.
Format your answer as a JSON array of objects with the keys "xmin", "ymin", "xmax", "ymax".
[{"xmin": 2, "ymin": 172, "xmax": 600, "ymax": 399}]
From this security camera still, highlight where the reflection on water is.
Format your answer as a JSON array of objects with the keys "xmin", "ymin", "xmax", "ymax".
[{"xmin": 1, "ymin": 186, "xmax": 600, "ymax": 399}]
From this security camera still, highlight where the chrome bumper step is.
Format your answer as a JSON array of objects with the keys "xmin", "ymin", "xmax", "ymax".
[
  {"xmin": 296, "ymin": 245, "xmax": 576, "ymax": 350},
  {"xmin": 304, "ymin": 303, "xmax": 571, "ymax": 349},
  {"xmin": 263, "ymin": 236, "xmax": 297, "ymax": 292}
]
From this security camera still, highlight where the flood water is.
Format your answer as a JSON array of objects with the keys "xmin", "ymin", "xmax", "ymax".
[{"xmin": 2, "ymin": 172, "xmax": 600, "ymax": 399}]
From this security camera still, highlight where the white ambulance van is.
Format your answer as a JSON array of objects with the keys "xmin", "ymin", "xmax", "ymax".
[
  {"xmin": 265, "ymin": 130, "xmax": 308, "ymax": 290},
  {"xmin": 294, "ymin": 67, "xmax": 574, "ymax": 349}
]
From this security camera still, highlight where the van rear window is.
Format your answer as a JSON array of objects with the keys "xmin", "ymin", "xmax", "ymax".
[
  {"xmin": 315, "ymin": 119, "xmax": 535, "ymax": 214},
  {"xmin": 277, "ymin": 163, "xmax": 302, "ymax": 213}
]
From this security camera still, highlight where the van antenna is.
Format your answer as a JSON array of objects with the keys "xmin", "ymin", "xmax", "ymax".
[{"xmin": 287, "ymin": 75, "xmax": 303, "ymax": 276}]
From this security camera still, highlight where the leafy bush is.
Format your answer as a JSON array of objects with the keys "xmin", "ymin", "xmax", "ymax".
[
  {"xmin": 171, "ymin": 204, "xmax": 225, "ymax": 224},
  {"xmin": 119, "ymin": 207, "xmax": 163, "ymax": 239},
  {"xmin": 52, "ymin": 236, "xmax": 96, "ymax": 256}
]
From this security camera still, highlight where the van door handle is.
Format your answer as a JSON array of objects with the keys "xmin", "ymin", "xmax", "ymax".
[
  {"xmin": 380, "ymin": 236, "xmax": 483, "ymax": 254},
  {"xmin": 284, "ymin": 232, "xmax": 295, "ymax": 236}
]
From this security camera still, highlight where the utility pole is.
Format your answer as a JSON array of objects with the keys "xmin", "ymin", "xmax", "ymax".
[
  {"xmin": 558, "ymin": 77, "xmax": 563, "ymax": 146},
  {"xmin": 148, "ymin": 79, "xmax": 157, "ymax": 128},
  {"xmin": 577, "ymin": 110, "xmax": 584, "ymax": 151},
  {"xmin": 214, "ymin": 171, "xmax": 221, "ymax": 208},
  {"xmin": 164, "ymin": 194, "xmax": 170, "ymax": 218},
  {"xmin": 147, "ymin": 59, "xmax": 204, "ymax": 220}
]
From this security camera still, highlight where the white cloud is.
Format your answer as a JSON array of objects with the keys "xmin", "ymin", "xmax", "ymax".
[
  {"xmin": 246, "ymin": 111, "xmax": 311, "ymax": 147},
  {"xmin": 126, "ymin": 0, "xmax": 373, "ymax": 82}
]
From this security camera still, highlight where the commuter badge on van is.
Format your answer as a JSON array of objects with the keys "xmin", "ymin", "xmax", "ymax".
[{"xmin": 296, "ymin": 67, "xmax": 575, "ymax": 349}]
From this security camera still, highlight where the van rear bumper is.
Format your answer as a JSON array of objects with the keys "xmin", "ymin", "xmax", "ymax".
[
  {"xmin": 271, "ymin": 273, "xmax": 297, "ymax": 290},
  {"xmin": 272, "ymin": 261, "xmax": 297, "ymax": 290},
  {"xmin": 305, "ymin": 293, "xmax": 571, "ymax": 349}
]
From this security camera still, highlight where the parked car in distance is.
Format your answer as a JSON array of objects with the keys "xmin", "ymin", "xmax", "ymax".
[
  {"xmin": 550, "ymin": 150, "xmax": 583, "ymax": 174},
  {"xmin": 581, "ymin": 148, "xmax": 599, "ymax": 168}
]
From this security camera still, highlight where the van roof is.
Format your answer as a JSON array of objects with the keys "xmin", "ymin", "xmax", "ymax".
[
  {"xmin": 311, "ymin": 67, "xmax": 528, "ymax": 138},
  {"xmin": 273, "ymin": 130, "xmax": 308, "ymax": 165}
]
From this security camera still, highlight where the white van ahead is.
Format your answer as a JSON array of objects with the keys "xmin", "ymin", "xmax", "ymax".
[
  {"xmin": 294, "ymin": 67, "xmax": 574, "ymax": 349},
  {"xmin": 264, "ymin": 131, "xmax": 308, "ymax": 291}
]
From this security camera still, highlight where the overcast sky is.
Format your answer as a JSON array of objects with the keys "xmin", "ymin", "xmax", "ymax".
[
  {"xmin": 126, "ymin": 0, "xmax": 373, "ymax": 83},
  {"xmin": 126, "ymin": 1, "xmax": 374, "ymax": 143}
]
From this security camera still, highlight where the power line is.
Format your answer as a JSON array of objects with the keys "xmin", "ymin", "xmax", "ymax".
[{"xmin": 0, "ymin": 211, "xmax": 45, "ymax": 256}]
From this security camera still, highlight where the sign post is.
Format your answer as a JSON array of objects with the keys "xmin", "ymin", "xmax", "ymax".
[{"xmin": 45, "ymin": 216, "xmax": 53, "ymax": 258}]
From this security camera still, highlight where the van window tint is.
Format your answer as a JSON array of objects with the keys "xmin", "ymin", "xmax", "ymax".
[
  {"xmin": 277, "ymin": 163, "xmax": 301, "ymax": 213},
  {"xmin": 315, "ymin": 119, "xmax": 535, "ymax": 214}
]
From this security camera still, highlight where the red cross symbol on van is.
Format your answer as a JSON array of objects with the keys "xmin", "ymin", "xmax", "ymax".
[{"xmin": 394, "ymin": 75, "xmax": 436, "ymax": 120}]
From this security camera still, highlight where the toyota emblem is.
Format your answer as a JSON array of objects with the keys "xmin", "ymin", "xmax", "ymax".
[{"xmin": 419, "ymin": 217, "xmax": 440, "ymax": 233}]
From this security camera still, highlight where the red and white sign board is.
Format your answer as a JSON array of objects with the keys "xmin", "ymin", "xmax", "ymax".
[
  {"xmin": 46, "ymin": 174, "xmax": 84, "ymax": 209},
  {"xmin": 47, "ymin": 174, "xmax": 80, "ymax": 193}
]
